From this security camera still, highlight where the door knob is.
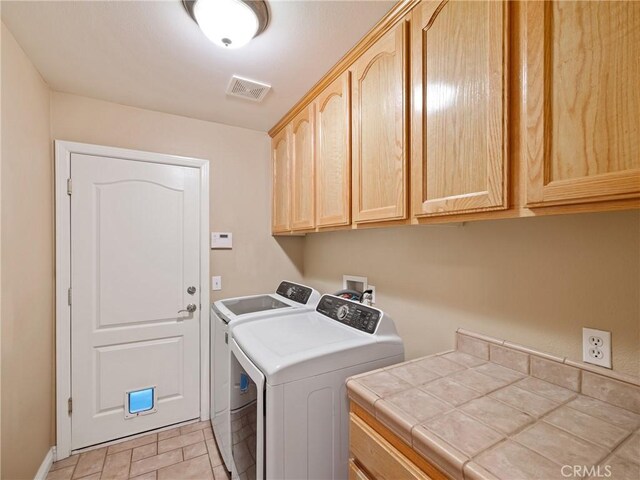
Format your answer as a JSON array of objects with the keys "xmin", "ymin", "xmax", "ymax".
[{"xmin": 178, "ymin": 304, "xmax": 197, "ymax": 314}]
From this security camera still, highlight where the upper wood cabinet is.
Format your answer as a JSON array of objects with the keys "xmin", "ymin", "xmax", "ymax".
[
  {"xmin": 351, "ymin": 21, "xmax": 408, "ymax": 224},
  {"xmin": 290, "ymin": 105, "xmax": 315, "ymax": 231},
  {"xmin": 271, "ymin": 128, "xmax": 291, "ymax": 233},
  {"xmin": 411, "ymin": 0, "xmax": 508, "ymax": 218},
  {"xmin": 315, "ymin": 71, "xmax": 351, "ymax": 228},
  {"xmin": 525, "ymin": 0, "xmax": 640, "ymax": 207},
  {"xmin": 270, "ymin": 0, "xmax": 639, "ymax": 235}
]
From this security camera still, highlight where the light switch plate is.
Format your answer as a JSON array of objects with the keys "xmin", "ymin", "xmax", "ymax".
[
  {"xmin": 582, "ymin": 327, "xmax": 612, "ymax": 369},
  {"xmin": 212, "ymin": 276, "xmax": 222, "ymax": 291}
]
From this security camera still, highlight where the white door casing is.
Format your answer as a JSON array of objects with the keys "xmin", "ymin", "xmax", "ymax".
[{"xmin": 56, "ymin": 142, "xmax": 210, "ymax": 458}]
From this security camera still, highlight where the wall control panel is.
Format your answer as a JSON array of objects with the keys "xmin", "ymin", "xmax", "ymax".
[
  {"xmin": 276, "ymin": 281, "xmax": 313, "ymax": 305},
  {"xmin": 316, "ymin": 295, "xmax": 380, "ymax": 334},
  {"xmin": 211, "ymin": 232, "xmax": 232, "ymax": 249}
]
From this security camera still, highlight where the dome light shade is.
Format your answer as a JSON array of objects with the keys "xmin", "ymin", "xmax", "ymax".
[{"xmin": 184, "ymin": 0, "xmax": 269, "ymax": 49}]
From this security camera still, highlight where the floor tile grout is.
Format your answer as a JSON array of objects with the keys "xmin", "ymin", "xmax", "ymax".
[{"xmin": 48, "ymin": 421, "xmax": 228, "ymax": 480}]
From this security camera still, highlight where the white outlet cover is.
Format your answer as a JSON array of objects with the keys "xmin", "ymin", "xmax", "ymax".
[
  {"xmin": 368, "ymin": 285, "xmax": 376, "ymax": 304},
  {"xmin": 582, "ymin": 327, "xmax": 612, "ymax": 369}
]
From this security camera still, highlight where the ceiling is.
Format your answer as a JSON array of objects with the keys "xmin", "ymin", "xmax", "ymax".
[{"xmin": 1, "ymin": 0, "xmax": 394, "ymax": 132}]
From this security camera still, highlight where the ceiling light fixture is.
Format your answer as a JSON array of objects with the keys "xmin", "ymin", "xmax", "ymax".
[{"xmin": 183, "ymin": 0, "xmax": 269, "ymax": 49}]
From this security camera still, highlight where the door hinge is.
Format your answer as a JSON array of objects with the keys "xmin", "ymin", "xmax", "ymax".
[
  {"xmin": 67, "ymin": 178, "xmax": 72, "ymax": 195},
  {"xmin": 68, "ymin": 397, "xmax": 73, "ymax": 415},
  {"xmin": 68, "ymin": 288, "xmax": 72, "ymax": 306}
]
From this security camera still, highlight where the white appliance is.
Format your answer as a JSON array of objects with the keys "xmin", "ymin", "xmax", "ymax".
[
  {"xmin": 211, "ymin": 281, "xmax": 321, "ymax": 471},
  {"xmin": 229, "ymin": 294, "xmax": 405, "ymax": 479}
]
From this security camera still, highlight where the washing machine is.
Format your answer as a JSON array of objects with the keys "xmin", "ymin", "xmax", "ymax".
[
  {"xmin": 211, "ymin": 281, "xmax": 321, "ymax": 471},
  {"xmin": 228, "ymin": 294, "xmax": 405, "ymax": 479}
]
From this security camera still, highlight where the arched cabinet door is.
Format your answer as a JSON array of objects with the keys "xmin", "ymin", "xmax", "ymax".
[
  {"xmin": 351, "ymin": 21, "xmax": 408, "ymax": 224},
  {"xmin": 315, "ymin": 71, "xmax": 351, "ymax": 228},
  {"xmin": 290, "ymin": 104, "xmax": 315, "ymax": 231},
  {"xmin": 411, "ymin": 0, "xmax": 508, "ymax": 218},
  {"xmin": 525, "ymin": 1, "xmax": 640, "ymax": 206},
  {"xmin": 271, "ymin": 128, "xmax": 291, "ymax": 234}
]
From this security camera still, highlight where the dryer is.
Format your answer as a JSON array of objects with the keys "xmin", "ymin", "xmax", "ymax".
[
  {"xmin": 210, "ymin": 281, "xmax": 321, "ymax": 471},
  {"xmin": 228, "ymin": 294, "xmax": 404, "ymax": 479}
]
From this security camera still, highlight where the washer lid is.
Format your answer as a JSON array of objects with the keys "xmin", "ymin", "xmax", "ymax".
[
  {"xmin": 232, "ymin": 311, "xmax": 403, "ymax": 385},
  {"xmin": 212, "ymin": 281, "xmax": 321, "ymax": 324},
  {"xmin": 221, "ymin": 295, "xmax": 289, "ymax": 316}
]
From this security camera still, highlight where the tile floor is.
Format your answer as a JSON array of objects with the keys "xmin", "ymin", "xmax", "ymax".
[{"xmin": 47, "ymin": 421, "xmax": 230, "ymax": 480}]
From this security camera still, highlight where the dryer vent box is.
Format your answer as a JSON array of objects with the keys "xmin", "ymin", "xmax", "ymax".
[
  {"xmin": 343, "ymin": 275, "xmax": 367, "ymax": 293},
  {"xmin": 226, "ymin": 75, "xmax": 271, "ymax": 102}
]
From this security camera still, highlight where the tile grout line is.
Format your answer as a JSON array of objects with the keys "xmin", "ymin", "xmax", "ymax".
[
  {"xmin": 540, "ymin": 405, "xmax": 635, "ymax": 450},
  {"xmin": 98, "ymin": 450, "xmax": 107, "ymax": 480},
  {"xmin": 404, "ymin": 376, "xmax": 582, "ymax": 478},
  {"xmin": 126, "ymin": 445, "xmax": 134, "ymax": 479},
  {"xmin": 601, "ymin": 430, "xmax": 637, "ymax": 464}
]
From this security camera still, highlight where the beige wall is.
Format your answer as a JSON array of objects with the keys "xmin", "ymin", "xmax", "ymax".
[
  {"xmin": 303, "ymin": 211, "xmax": 640, "ymax": 377},
  {"xmin": 1, "ymin": 22, "xmax": 54, "ymax": 480},
  {"xmin": 1, "ymin": 48, "xmax": 304, "ymax": 478},
  {"xmin": 50, "ymin": 92, "xmax": 304, "ymax": 299}
]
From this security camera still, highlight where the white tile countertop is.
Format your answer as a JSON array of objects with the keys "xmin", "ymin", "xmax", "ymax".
[{"xmin": 347, "ymin": 330, "xmax": 640, "ymax": 480}]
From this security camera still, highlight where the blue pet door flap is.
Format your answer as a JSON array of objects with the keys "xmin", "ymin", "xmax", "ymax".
[{"xmin": 124, "ymin": 386, "xmax": 157, "ymax": 419}]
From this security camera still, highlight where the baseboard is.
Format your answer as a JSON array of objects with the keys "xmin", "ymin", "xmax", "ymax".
[{"xmin": 34, "ymin": 446, "xmax": 55, "ymax": 480}]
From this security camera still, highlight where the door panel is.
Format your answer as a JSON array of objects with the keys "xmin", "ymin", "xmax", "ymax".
[
  {"xmin": 315, "ymin": 71, "xmax": 351, "ymax": 228},
  {"xmin": 272, "ymin": 129, "xmax": 291, "ymax": 233},
  {"xmin": 95, "ymin": 181, "xmax": 184, "ymax": 326},
  {"xmin": 351, "ymin": 22, "xmax": 408, "ymax": 223},
  {"xmin": 95, "ymin": 337, "xmax": 184, "ymax": 413},
  {"xmin": 411, "ymin": 0, "xmax": 508, "ymax": 217},
  {"xmin": 71, "ymin": 154, "xmax": 200, "ymax": 449},
  {"xmin": 291, "ymin": 105, "xmax": 315, "ymax": 231},
  {"xmin": 525, "ymin": 0, "xmax": 640, "ymax": 205}
]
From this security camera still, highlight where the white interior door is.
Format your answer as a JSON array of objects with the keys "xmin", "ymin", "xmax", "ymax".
[{"xmin": 70, "ymin": 153, "xmax": 201, "ymax": 449}]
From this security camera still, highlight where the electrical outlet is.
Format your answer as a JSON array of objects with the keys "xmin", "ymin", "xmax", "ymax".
[
  {"xmin": 368, "ymin": 285, "xmax": 376, "ymax": 305},
  {"xmin": 589, "ymin": 336, "xmax": 603, "ymax": 348},
  {"xmin": 588, "ymin": 347, "xmax": 603, "ymax": 359},
  {"xmin": 212, "ymin": 276, "xmax": 222, "ymax": 291},
  {"xmin": 583, "ymin": 328, "xmax": 612, "ymax": 369}
]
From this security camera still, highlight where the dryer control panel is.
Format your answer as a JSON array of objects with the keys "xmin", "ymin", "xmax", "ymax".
[
  {"xmin": 276, "ymin": 281, "xmax": 313, "ymax": 305},
  {"xmin": 316, "ymin": 295, "xmax": 380, "ymax": 334}
]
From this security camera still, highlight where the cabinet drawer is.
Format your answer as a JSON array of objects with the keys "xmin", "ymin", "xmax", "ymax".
[
  {"xmin": 350, "ymin": 413, "xmax": 431, "ymax": 480},
  {"xmin": 349, "ymin": 459, "xmax": 372, "ymax": 480}
]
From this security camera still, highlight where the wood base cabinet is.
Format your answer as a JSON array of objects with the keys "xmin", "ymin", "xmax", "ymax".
[
  {"xmin": 349, "ymin": 405, "xmax": 447, "ymax": 480},
  {"xmin": 525, "ymin": 0, "xmax": 640, "ymax": 207},
  {"xmin": 411, "ymin": 0, "xmax": 508, "ymax": 218}
]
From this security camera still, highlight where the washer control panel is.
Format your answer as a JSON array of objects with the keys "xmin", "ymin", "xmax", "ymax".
[
  {"xmin": 316, "ymin": 295, "xmax": 380, "ymax": 334},
  {"xmin": 276, "ymin": 281, "xmax": 313, "ymax": 305}
]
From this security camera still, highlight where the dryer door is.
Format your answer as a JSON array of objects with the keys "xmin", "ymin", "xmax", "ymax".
[
  {"xmin": 230, "ymin": 340, "xmax": 265, "ymax": 480},
  {"xmin": 211, "ymin": 308, "xmax": 232, "ymax": 471}
]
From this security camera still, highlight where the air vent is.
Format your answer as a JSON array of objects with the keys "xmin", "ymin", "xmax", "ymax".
[{"xmin": 226, "ymin": 75, "xmax": 271, "ymax": 102}]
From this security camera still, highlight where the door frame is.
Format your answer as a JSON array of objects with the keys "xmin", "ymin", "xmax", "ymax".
[{"xmin": 55, "ymin": 140, "xmax": 210, "ymax": 459}]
